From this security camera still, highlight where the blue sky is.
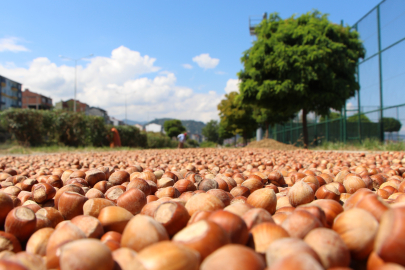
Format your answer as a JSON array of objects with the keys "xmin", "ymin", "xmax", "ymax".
[{"xmin": 0, "ymin": 0, "xmax": 386, "ymax": 123}]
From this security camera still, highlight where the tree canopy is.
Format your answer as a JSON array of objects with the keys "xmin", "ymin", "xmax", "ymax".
[
  {"xmin": 202, "ymin": 120, "xmax": 220, "ymax": 143},
  {"xmin": 382, "ymin": 117, "xmax": 402, "ymax": 133},
  {"xmin": 217, "ymin": 92, "xmax": 257, "ymax": 144},
  {"xmin": 347, "ymin": 114, "xmax": 371, "ymax": 123},
  {"xmin": 163, "ymin": 119, "xmax": 186, "ymax": 138},
  {"xmin": 238, "ymin": 11, "xmax": 365, "ymax": 147},
  {"xmin": 319, "ymin": 112, "xmax": 341, "ymax": 122}
]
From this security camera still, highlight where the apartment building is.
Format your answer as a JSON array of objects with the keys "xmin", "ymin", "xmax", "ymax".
[
  {"xmin": 22, "ymin": 89, "xmax": 52, "ymax": 110},
  {"xmin": 0, "ymin": 75, "xmax": 22, "ymax": 110}
]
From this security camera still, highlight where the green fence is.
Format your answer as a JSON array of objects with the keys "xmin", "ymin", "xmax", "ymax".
[
  {"xmin": 269, "ymin": 103, "xmax": 405, "ymax": 147},
  {"xmin": 269, "ymin": 0, "xmax": 405, "ymax": 146}
]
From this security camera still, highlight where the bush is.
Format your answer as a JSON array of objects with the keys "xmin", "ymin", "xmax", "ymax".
[
  {"xmin": 1, "ymin": 109, "xmax": 46, "ymax": 146},
  {"xmin": 185, "ymin": 139, "xmax": 199, "ymax": 148},
  {"xmin": 200, "ymin": 141, "xmax": 217, "ymax": 148},
  {"xmin": 114, "ymin": 125, "xmax": 147, "ymax": 148},
  {"xmin": 146, "ymin": 132, "xmax": 177, "ymax": 148}
]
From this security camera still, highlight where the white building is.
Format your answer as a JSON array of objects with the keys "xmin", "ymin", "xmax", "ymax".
[
  {"xmin": 134, "ymin": 124, "xmax": 144, "ymax": 131},
  {"xmin": 145, "ymin": 123, "xmax": 163, "ymax": 133},
  {"xmin": 109, "ymin": 116, "xmax": 124, "ymax": 126}
]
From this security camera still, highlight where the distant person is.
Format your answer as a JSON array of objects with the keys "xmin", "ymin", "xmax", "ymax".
[{"xmin": 177, "ymin": 132, "xmax": 187, "ymax": 149}]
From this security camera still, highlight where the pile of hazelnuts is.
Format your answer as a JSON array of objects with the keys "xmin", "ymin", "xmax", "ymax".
[{"xmin": 0, "ymin": 149, "xmax": 404, "ymax": 270}]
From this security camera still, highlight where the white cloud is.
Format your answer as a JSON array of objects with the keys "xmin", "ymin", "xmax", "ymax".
[
  {"xmin": 0, "ymin": 37, "xmax": 29, "ymax": 52},
  {"xmin": 224, "ymin": 78, "xmax": 240, "ymax": 94},
  {"xmin": 0, "ymin": 46, "xmax": 222, "ymax": 123},
  {"xmin": 182, "ymin": 64, "xmax": 193, "ymax": 69},
  {"xmin": 215, "ymin": 71, "xmax": 226, "ymax": 75},
  {"xmin": 192, "ymin": 53, "xmax": 219, "ymax": 69}
]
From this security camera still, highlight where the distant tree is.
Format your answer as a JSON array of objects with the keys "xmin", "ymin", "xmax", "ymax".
[
  {"xmin": 163, "ymin": 119, "xmax": 186, "ymax": 138},
  {"xmin": 218, "ymin": 122, "xmax": 234, "ymax": 142},
  {"xmin": 202, "ymin": 120, "xmax": 220, "ymax": 143},
  {"xmin": 347, "ymin": 114, "xmax": 371, "ymax": 123},
  {"xmin": 217, "ymin": 92, "xmax": 257, "ymax": 145},
  {"xmin": 383, "ymin": 117, "xmax": 402, "ymax": 133},
  {"xmin": 319, "ymin": 112, "xmax": 342, "ymax": 122},
  {"xmin": 238, "ymin": 11, "xmax": 365, "ymax": 148}
]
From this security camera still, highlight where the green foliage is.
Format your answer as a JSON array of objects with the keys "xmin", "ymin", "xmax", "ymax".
[
  {"xmin": 163, "ymin": 119, "xmax": 186, "ymax": 138},
  {"xmin": 0, "ymin": 109, "xmax": 146, "ymax": 148},
  {"xmin": 382, "ymin": 117, "xmax": 402, "ymax": 133},
  {"xmin": 316, "ymin": 138, "xmax": 405, "ymax": 151},
  {"xmin": 200, "ymin": 141, "xmax": 217, "ymax": 148},
  {"xmin": 202, "ymin": 120, "xmax": 220, "ymax": 143},
  {"xmin": 0, "ymin": 109, "xmax": 45, "ymax": 146},
  {"xmin": 238, "ymin": 11, "xmax": 365, "ymax": 145},
  {"xmin": 146, "ymin": 132, "xmax": 177, "ymax": 148},
  {"xmin": 218, "ymin": 92, "xmax": 257, "ymax": 143},
  {"xmin": 114, "ymin": 125, "xmax": 147, "ymax": 148},
  {"xmin": 185, "ymin": 139, "xmax": 199, "ymax": 148},
  {"xmin": 347, "ymin": 114, "xmax": 371, "ymax": 123},
  {"xmin": 319, "ymin": 112, "xmax": 341, "ymax": 122}
]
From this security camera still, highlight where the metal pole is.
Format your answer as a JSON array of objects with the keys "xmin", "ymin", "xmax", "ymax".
[
  {"xmin": 314, "ymin": 113, "xmax": 317, "ymax": 146},
  {"xmin": 355, "ymin": 23, "xmax": 362, "ymax": 142},
  {"xmin": 377, "ymin": 5, "xmax": 384, "ymax": 142},
  {"xmin": 325, "ymin": 114, "xmax": 329, "ymax": 142},
  {"xmin": 74, "ymin": 60, "xmax": 77, "ymax": 112},
  {"xmin": 344, "ymin": 104, "xmax": 347, "ymax": 143},
  {"xmin": 290, "ymin": 119, "xmax": 293, "ymax": 144},
  {"xmin": 397, "ymin": 106, "xmax": 399, "ymax": 141}
]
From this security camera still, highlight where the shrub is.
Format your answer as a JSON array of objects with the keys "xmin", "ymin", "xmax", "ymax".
[
  {"xmin": 185, "ymin": 139, "xmax": 199, "ymax": 148},
  {"xmin": 1, "ymin": 109, "xmax": 45, "ymax": 146},
  {"xmin": 146, "ymin": 132, "xmax": 177, "ymax": 148},
  {"xmin": 114, "ymin": 125, "xmax": 147, "ymax": 148}
]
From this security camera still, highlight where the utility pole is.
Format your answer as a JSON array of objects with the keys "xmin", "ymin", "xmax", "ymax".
[{"xmin": 59, "ymin": 54, "xmax": 93, "ymax": 112}]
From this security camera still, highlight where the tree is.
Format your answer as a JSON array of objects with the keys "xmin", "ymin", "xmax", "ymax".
[
  {"xmin": 163, "ymin": 119, "xmax": 186, "ymax": 138},
  {"xmin": 319, "ymin": 112, "xmax": 341, "ymax": 122},
  {"xmin": 347, "ymin": 114, "xmax": 371, "ymax": 123},
  {"xmin": 382, "ymin": 117, "xmax": 401, "ymax": 133},
  {"xmin": 217, "ymin": 92, "xmax": 257, "ymax": 145},
  {"xmin": 238, "ymin": 11, "xmax": 365, "ymax": 148},
  {"xmin": 202, "ymin": 120, "xmax": 220, "ymax": 143}
]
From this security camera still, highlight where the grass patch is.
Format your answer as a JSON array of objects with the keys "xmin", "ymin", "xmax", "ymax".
[
  {"xmin": 0, "ymin": 142, "xmax": 137, "ymax": 155},
  {"xmin": 200, "ymin": 141, "xmax": 217, "ymax": 148},
  {"xmin": 314, "ymin": 138, "xmax": 405, "ymax": 151}
]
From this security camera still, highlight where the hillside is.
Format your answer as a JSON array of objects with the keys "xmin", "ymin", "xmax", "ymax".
[
  {"xmin": 147, "ymin": 118, "xmax": 206, "ymax": 135},
  {"xmin": 124, "ymin": 119, "xmax": 147, "ymax": 125}
]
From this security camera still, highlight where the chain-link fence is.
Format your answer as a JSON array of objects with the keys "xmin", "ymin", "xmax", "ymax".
[{"xmin": 268, "ymin": 0, "xmax": 405, "ymax": 146}]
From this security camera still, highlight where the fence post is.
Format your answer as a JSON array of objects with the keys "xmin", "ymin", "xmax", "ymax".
[
  {"xmin": 356, "ymin": 56, "xmax": 362, "ymax": 142},
  {"xmin": 397, "ymin": 106, "xmax": 400, "ymax": 141},
  {"xmin": 343, "ymin": 104, "xmax": 347, "ymax": 144},
  {"xmin": 290, "ymin": 119, "xmax": 293, "ymax": 144},
  {"xmin": 325, "ymin": 115, "xmax": 329, "ymax": 142},
  {"xmin": 314, "ymin": 113, "xmax": 318, "ymax": 146},
  {"xmin": 377, "ymin": 5, "xmax": 385, "ymax": 142},
  {"xmin": 283, "ymin": 125, "xmax": 286, "ymax": 143}
]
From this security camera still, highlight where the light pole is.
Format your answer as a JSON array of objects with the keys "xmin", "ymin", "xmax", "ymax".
[
  {"xmin": 115, "ymin": 88, "xmax": 128, "ymax": 124},
  {"xmin": 59, "ymin": 54, "xmax": 93, "ymax": 112}
]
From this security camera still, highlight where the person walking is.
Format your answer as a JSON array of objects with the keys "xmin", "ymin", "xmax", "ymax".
[{"xmin": 177, "ymin": 132, "xmax": 187, "ymax": 149}]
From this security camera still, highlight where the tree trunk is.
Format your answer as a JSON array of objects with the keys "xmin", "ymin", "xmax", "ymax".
[
  {"xmin": 302, "ymin": 108, "xmax": 309, "ymax": 149},
  {"xmin": 265, "ymin": 122, "xmax": 269, "ymax": 138}
]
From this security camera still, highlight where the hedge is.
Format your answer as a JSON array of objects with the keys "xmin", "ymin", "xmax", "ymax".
[{"xmin": 0, "ymin": 109, "xmax": 148, "ymax": 148}]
